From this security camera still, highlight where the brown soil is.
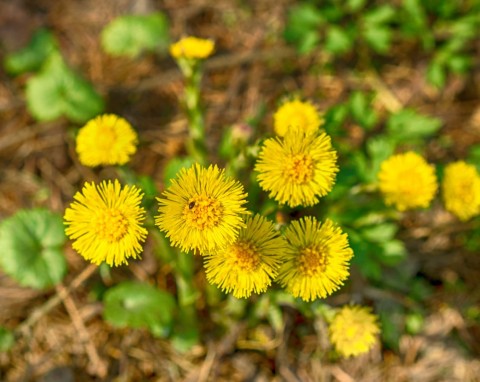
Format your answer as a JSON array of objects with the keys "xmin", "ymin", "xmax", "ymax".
[{"xmin": 1, "ymin": 1, "xmax": 480, "ymax": 381}]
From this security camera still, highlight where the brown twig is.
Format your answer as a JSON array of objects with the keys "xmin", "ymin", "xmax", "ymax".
[
  {"xmin": 56, "ymin": 283, "xmax": 108, "ymax": 377},
  {"xmin": 16, "ymin": 263, "xmax": 97, "ymax": 335}
]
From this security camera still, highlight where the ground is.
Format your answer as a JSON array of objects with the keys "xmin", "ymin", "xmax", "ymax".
[{"xmin": 0, "ymin": 0, "xmax": 480, "ymax": 381}]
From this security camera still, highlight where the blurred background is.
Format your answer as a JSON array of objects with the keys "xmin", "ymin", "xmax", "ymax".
[{"xmin": 0, "ymin": 0, "xmax": 480, "ymax": 381}]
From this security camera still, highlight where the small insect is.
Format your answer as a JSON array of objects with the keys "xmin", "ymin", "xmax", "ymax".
[{"xmin": 188, "ymin": 201, "xmax": 196, "ymax": 209}]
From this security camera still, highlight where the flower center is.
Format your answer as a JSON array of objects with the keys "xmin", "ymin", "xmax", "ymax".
[
  {"xmin": 97, "ymin": 126, "xmax": 117, "ymax": 151},
  {"xmin": 284, "ymin": 154, "xmax": 314, "ymax": 184},
  {"xmin": 183, "ymin": 195, "xmax": 224, "ymax": 230},
  {"xmin": 231, "ymin": 241, "xmax": 260, "ymax": 272},
  {"xmin": 95, "ymin": 209, "xmax": 129, "ymax": 242},
  {"xmin": 291, "ymin": 113, "xmax": 308, "ymax": 128},
  {"xmin": 297, "ymin": 245, "xmax": 329, "ymax": 276}
]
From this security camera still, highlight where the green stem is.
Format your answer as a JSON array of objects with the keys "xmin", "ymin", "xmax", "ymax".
[
  {"xmin": 181, "ymin": 60, "xmax": 208, "ymax": 164},
  {"xmin": 172, "ymin": 251, "xmax": 200, "ymax": 351},
  {"xmin": 154, "ymin": 231, "xmax": 200, "ymax": 351}
]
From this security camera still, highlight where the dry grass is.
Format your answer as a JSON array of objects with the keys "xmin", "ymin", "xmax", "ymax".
[{"xmin": 0, "ymin": 0, "xmax": 479, "ymax": 381}]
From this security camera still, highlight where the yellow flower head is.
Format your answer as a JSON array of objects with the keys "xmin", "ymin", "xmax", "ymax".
[
  {"xmin": 169, "ymin": 36, "xmax": 215, "ymax": 60},
  {"xmin": 442, "ymin": 161, "xmax": 480, "ymax": 221},
  {"xmin": 273, "ymin": 99, "xmax": 323, "ymax": 137},
  {"xmin": 76, "ymin": 114, "xmax": 138, "ymax": 167},
  {"xmin": 378, "ymin": 151, "xmax": 438, "ymax": 211},
  {"xmin": 203, "ymin": 214, "xmax": 288, "ymax": 298},
  {"xmin": 64, "ymin": 180, "xmax": 147, "ymax": 266},
  {"xmin": 255, "ymin": 131, "xmax": 338, "ymax": 207},
  {"xmin": 329, "ymin": 305, "xmax": 380, "ymax": 358},
  {"xmin": 276, "ymin": 217, "xmax": 353, "ymax": 302},
  {"xmin": 156, "ymin": 163, "xmax": 248, "ymax": 253}
]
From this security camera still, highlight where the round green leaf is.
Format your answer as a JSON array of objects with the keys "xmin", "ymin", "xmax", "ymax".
[
  {"xmin": 26, "ymin": 53, "xmax": 104, "ymax": 123},
  {"xmin": 0, "ymin": 208, "xmax": 67, "ymax": 289},
  {"xmin": 101, "ymin": 13, "xmax": 170, "ymax": 58},
  {"xmin": 104, "ymin": 281, "xmax": 176, "ymax": 337}
]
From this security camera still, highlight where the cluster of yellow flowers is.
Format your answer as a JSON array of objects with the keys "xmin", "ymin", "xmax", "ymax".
[
  {"xmin": 64, "ymin": 95, "xmax": 357, "ymax": 303},
  {"xmin": 378, "ymin": 151, "xmax": 480, "ymax": 220},
  {"xmin": 63, "ymin": 37, "xmax": 382, "ymax": 358}
]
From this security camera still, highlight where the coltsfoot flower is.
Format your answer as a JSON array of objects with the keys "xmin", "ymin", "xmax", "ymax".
[
  {"xmin": 442, "ymin": 161, "xmax": 480, "ymax": 221},
  {"xmin": 273, "ymin": 99, "xmax": 323, "ymax": 137},
  {"xmin": 76, "ymin": 114, "xmax": 138, "ymax": 167},
  {"xmin": 276, "ymin": 217, "xmax": 353, "ymax": 302},
  {"xmin": 203, "ymin": 214, "xmax": 287, "ymax": 298},
  {"xmin": 378, "ymin": 151, "xmax": 438, "ymax": 211},
  {"xmin": 170, "ymin": 36, "xmax": 215, "ymax": 60},
  {"xmin": 255, "ymin": 130, "xmax": 338, "ymax": 207},
  {"xmin": 64, "ymin": 180, "xmax": 147, "ymax": 266},
  {"xmin": 329, "ymin": 305, "xmax": 380, "ymax": 357},
  {"xmin": 156, "ymin": 163, "xmax": 248, "ymax": 253}
]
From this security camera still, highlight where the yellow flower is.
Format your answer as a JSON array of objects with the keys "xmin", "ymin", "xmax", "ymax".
[
  {"xmin": 156, "ymin": 163, "xmax": 248, "ymax": 253},
  {"xmin": 64, "ymin": 180, "xmax": 147, "ymax": 266},
  {"xmin": 378, "ymin": 151, "xmax": 438, "ymax": 211},
  {"xmin": 169, "ymin": 36, "xmax": 215, "ymax": 60},
  {"xmin": 276, "ymin": 217, "xmax": 353, "ymax": 302},
  {"xmin": 273, "ymin": 99, "xmax": 323, "ymax": 137},
  {"xmin": 76, "ymin": 114, "xmax": 138, "ymax": 167},
  {"xmin": 203, "ymin": 214, "xmax": 287, "ymax": 298},
  {"xmin": 442, "ymin": 161, "xmax": 480, "ymax": 221},
  {"xmin": 255, "ymin": 131, "xmax": 338, "ymax": 207},
  {"xmin": 329, "ymin": 305, "xmax": 380, "ymax": 358}
]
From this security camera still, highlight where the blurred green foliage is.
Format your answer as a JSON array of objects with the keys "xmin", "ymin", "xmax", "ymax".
[
  {"xmin": 4, "ymin": 29, "xmax": 104, "ymax": 123},
  {"xmin": 101, "ymin": 12, "xmax": 170, "ymax": 57},
  {"xmin": 285, "ymin": 0, "xmax": 480, "ymax": 87},
  {"xmin": 0, "ymin": 327, "xmax": 14, "ymax": 353}
]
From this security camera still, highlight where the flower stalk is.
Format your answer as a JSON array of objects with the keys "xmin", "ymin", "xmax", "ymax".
[{"xmin": 182, "ymin": 61, "xmax": 207, "ymax": 164}]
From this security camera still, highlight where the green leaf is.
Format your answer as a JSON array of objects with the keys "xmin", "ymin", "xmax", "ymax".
[
  {"xmin": 26, "ymin": 53, "xmax": 104, "ymax": 123},
  {"xmin": 450, "ymin": 16, "xmax": 479, "ymax": 39},
  {"xmin": 379, "ymin": 239, "xmax": 407, "ymax": 265},
  {"xmin": 298, "ymin": 31, "xmax": 322, "ymax": 54},
  {"xmin": 284, "ymin": 4, "xmax": 323, "ymax": 53},
  {"xmin": 378, "ymin": 303, "xmax": 403, "ymax": 351},
  {"xmin": 426, "ymin": 61, "xmax": 447, "ymax": 88},
  {"xmin": 386, "ymin": 108, "xmax": 442, "ymax": 142},
  {"xmin": 363, "ymin": 5, "xmax": 396, "ymax": 25},
  {"xmin": 363, "ymin": 25, "xmax": 392, "ymax": 53},
  {"xmin": 366, "ymin": 135, "xmax": 395, "ymax": 180},
  {"xmin": 401, "ymin": 0, "xmax": 434, "ymax": 50},
  {"xmin": 4, "ymin": 29, "xmax": 58, "ymax": 75},
  {"xmin": 446, "ymin": 54, "xmax": 471, "ymax": 74},
  {"xmin": 467, "ymin": 145, "xmax": 480, "ymax": 172},
  {"xmin": 0, "ymin": 327, "xmax": 14, "ymax": 352},
  {"xmin": 104, "ymin": 281, "xmax": 176, "ymax": 337},
  {"xmin": 405, "ymin": 312, "xmax": 424, "ymax": 335},
  {"xmin": 323, "ymin": 103, "xmax": 349, "ymax": 134},
  {"xmin": 410, "ymin": 278, "xmax": 434, "ymax": 301},
  {"xmin": 349, "ymin": 91, "xmax": 378, "ymax": 129},
  {"xmin": 346, "ymin": 0, "xmax": 366, "ymax": 13},
  {"xmin": 361, "ymin": 223, "xmax": 398, "ymax": 243},
  {"xmin": 402, "ymin": 0, "xmax": 428, "ymax": 32},
  {"xmin": 163, "ymin": 157, "xmax": 195, "ymax": 186},
  {"xmin": 101, "ymin": 12, "xmax": 170, "ymax": 57},
  {"xmin": 325, "ymin": 26, "xmax": 353, "ymax": 55},
  {"xmin": 348, "ymin": 230, "xmax": 382, "ymax": 281},
  {"xmin": 0, "ymin": 208, "xmax": 67, "ymax": 289}
]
